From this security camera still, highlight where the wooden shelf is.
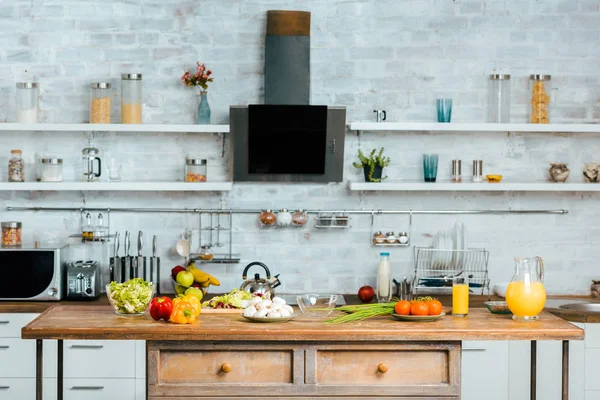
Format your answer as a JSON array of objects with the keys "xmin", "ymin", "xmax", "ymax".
[
  {"xmin": 349, "ymin": 181, "xmax": 600, "ymax": 192},
  {"xmin": 0, "ymin": 123, "xmax": 229, "ymax": 133},
  {"xmin": 349, "ymin": 122, "xmax": 600, "ymax": 134},
  {"xmin": 0, "ymin": 182, "xmax": 233, "ymax": 192}
]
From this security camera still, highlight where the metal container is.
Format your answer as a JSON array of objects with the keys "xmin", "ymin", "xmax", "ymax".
[
  {"xmin": 2, "ymin": 221, "xmax": 22, "ymax": 247},
  {"xmin": 473, "ymin": 160, "xmax": 483, "ymax": 183},
  {"xmin": 185, "ymin": 158, "xmax": 207, "ymax": 182},
  {"xmin": 90, "ymin": 82, "xmax": 111, "ymax": 124},
  {"xmin": 530, "ymin": 74, "xmax": 551, "ymax": 124},
  {"xmin": 452, "ymin": 160, "xmax": 462, "ymax": 183},
  {"xmin": 16, "ymin": 82, "xmax": 39, "ymax": 123},
  {"xmin": 488, "ymin": 74, "xmax": 511, "ymax": 123},
  {"xmin": 40, "ymin": 158, "xmax": 63, "ymax": 182},
  {"xmin": 121, "ymin": 73, "xmax": 142, "ymax": 124}
]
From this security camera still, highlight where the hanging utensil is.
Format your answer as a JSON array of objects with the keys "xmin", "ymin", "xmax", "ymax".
[
  {"xmin": 135, "ymin": 231, "xmax": 145, "ymax": 280},
  {"xmin": 176, "ymin": 236, "xmax": 190, "ymax": 264},
  {"xmin": 122, "ymin": 231, "xmax": 131, "ymax": 281},
  {"xmin": 150, "ymin": 235, "xmax": 160, "ymax": 294},
  {"xmin": 109, "ymin": 231, "xmax": 120, "ymax": 282}
]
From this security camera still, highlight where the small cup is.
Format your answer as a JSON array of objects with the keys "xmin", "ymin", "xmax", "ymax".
[
  {"xmin": 423, "ymin": 154, "xmax": 439, "ymax": 182},
  {"xmin": 107, "ymin": 158, "xmax": 122, "ymax": 182},
  {"xmin": 436, "ymin": 99, "xmax": 453, "ymax": 123}
]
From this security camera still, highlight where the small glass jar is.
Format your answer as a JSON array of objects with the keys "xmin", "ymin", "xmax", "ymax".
[
  {"xmin": 199, "ymin": 245, "xmax": 214, "ymax": 261},
  {"xmin": 82, "ymin": 213, "xmax": 93, "ymax": 240},
  {"xmin": 530, "ymin": 74, "xmax": 551, "ymax": 124},
  {"xmin": 121, "ymin": 73, "xmax": 142, "ymax": 124},
  {"xmin": 2, "ymin": 221, "xmax": 22, "ymax": 247},
  {"xmin": 185, "ymin": 158, "xmax": 207, "ymax": 182},
  {"xmin": 259, "ymin": 209, "xmax": 276, "ymax": 227},
  {"xmin": 277, "ymin": 209, "xmax": 292, "ymax": 227},
  {"xmin": 90, "ymin": 82, "xmax": 111, "ymax": 124},
  {"xmin": 40, "ymin": 158, "xmax": 63, "ymax": 182},
  {"xmin": 292, "ymin": 210, "xmax": 308, "ymax": 227},
  {"xmin": 16, "ymin": 82, "xmax": 39, "ymax": 123},
  {"xmin": 398, "ymin": 232, "xmax": 409, "ymax": 244},
  {"xmin": 452, "ymin": 160, "xmax": 462, "ymax": 183},
  {"xmin": 488, "ymin": 74, "xmax": 511, "ymax": 123},
  {"xmin": 385, "ymin": 232, "xmax": 396, "ymax": 244},
  {"xmin": 373, "ymin": 231, "xmax": 386, "ymax": 245},
  {"xmin": 8, "ymin": 150, "xmax": 24, "ymax": 182}
]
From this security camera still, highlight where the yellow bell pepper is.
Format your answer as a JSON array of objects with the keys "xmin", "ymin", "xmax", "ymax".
[
  {"xmin": 173, "ymin": 294, "xmax": 201, "ymax": 317},
  {"xmin": 169, "ymin": 300, "xmax": 197, "ymax": 324}
]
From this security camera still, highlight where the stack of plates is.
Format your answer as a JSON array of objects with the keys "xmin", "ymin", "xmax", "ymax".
[{"xmin": 431, "ymin": 223, "xmax": 467, "ymax": 269}]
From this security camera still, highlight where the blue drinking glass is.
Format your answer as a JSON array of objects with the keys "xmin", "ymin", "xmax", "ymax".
[
  {"xmin": 423, "ymin": 154, "xmax": 439, "ymax": 182},
  {"xmin": 436, "ymin": 99, "xmax": 452, "ymax": 123}
]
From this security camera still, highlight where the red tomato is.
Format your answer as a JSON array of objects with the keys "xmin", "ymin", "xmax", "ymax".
[
  {"xmin": 410, "ymin": 301, "xmax": 429, "ymax": 316},
  {"xmin": 428, "ymin": 300, "xmax": 443, "ymax": 316},
  {"xmin": 394, "ymin": 300, "xmax": 411, "ymax": 315}
]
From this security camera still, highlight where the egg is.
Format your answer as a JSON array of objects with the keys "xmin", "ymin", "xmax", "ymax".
[
  {"xmin": 280, "ymin": 309, "xmax": 291, "ymax": 318},
  {"xmin": 240, "ymin": 300, "xmax": 250, "ymax": 309},
  {"xmin": 243, "ymin": 305, "xmax": 257, "ymax": 317},
  {"xmin": 261, "ymin": 300, "xmax": 273, "ymax": 308},
  {"xmin": 254, "ymin": 308, "xmax": 268, "ymax": 318},
  {"xmin": 272, "ymin": 296, "xmax": 286, "ymax": 305},
  {"xmin": 271, "ymin": 302, "xmax": 283, "ymax": 312},
  {"xmin": 250, "ymin": 297, "xmax": 262, "ymax": 305},
  {"xmin": 267, "ymin": 311, "xmax": 281, "ymax": 318},
  {"xmin": 283, "ymin": 305, "xmax": 294, "ymax": 313},
  {"xmin": 255, "ymin": 301, "xmax": 268, "ymax": 310}
]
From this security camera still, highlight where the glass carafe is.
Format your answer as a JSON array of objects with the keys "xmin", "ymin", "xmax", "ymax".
[{"xmin": 506, "ymin": 256, "xmax": 546, "ymax": 321}]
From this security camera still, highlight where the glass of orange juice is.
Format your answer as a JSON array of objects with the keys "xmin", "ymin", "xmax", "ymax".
[{"xmin": 452, "ymin": 275, "xmax": 469, "ymax": 317}]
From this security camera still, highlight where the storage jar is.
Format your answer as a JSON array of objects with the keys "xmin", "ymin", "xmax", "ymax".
[
  {"xmin": 121, "ymin": 74, "xmax": 142, "ymax": 124},
  {"xmin": 277, "ymin": 209, "xmax": 292, "ymax": 227},
  {"xmin": 530, "ymin": 74, "xmax": 551, "ymax": 124},
  {"xmin": 40, "ymin": 158, "xmax": 63, "ymax": 182},
  {"xmin": 2, "ymin": 221, "xmax": 22, "ymax": 247},
  {"xmin": 90, "ymin": 82, "xmax": 111, "ymax": 124},
  {"xmin": 199, "ymin": 245, "xmax": 214, "ymax": 261},
  {"xmin": 259, "ymin": 209, "xmax": 276, "ymax": 227},
  {"xmin": 16, "ymin": 82, "xmax": 39, "ymax": 123},
  {"xmin": 292, "ymin": 210, "xmax": 308, "ymax": 226},
  {"xmin": 398, "ymin": 232, "xmax": 409, "ymax": 244},
  {"xmin": 385, "ymin": 232, "xmax": 396, "ymax": 244},
  {"xmin": 488, "ymin": 74, "xmax": 511, "ymax": 123},
  {"xmin": 185, "ymin": 158, "xmax": 207, "ymax": 182},
  {"xmin": 8, "ymin": 150, "xmax": 24, "ymax": 182},
  {"xmin": 373, "ymin": 231, "xmax": 386, "ymax": 245}
]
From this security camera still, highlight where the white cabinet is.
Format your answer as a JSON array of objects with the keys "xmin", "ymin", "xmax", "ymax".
[
  {"xmin": 63, "ymin": 378, "xmax": 136, "ymax": 400},
  {"xmin": 462, "ymin": 340, "xmax": 510, "ymax": 400},
  {"xmin": 64, "ymin": 340, "xmax": 135, "ymax": 378},
  {"xmin": 0, "ymin": 378, "xmax": 56, "ymax": 400},
  {"xmin": 0, "ymin": 314, "xmax": 39, "ymax": 337}
]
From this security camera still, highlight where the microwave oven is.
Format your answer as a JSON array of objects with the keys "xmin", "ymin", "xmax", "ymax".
[
  {"xmin": 230, "ymin": 105, "xmax": 347, "ymax": 182},
  {"xmin": 0, "ymin": 244, "xmax": 69, "ymax": 301}
]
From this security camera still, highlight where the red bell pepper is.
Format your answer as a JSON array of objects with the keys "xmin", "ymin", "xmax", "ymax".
[{"xmin": 149, "ymin": 296, "xmax": 173, "ymax": 321}]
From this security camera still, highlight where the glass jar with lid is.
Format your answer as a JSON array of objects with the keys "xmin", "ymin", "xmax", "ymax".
[
  {"xmin": 259, "ymin": 209, "xmax": 276, "ymax": 227},
  {"xmin": 488, "ymin": 74, "xmax": 511, "ymax": 123},
  {"xmin": 530, "ymin": 74, "xmax": 551, "ymax": 124},
  {"xmin": 292, "ymin": 210, "xmax": 308, "ymax": 227},
  {"xmin": 373, "ymin": 231, "xmax": 386, "ymax": 245},
  {"xmin": 185, "ymin": 158, "xmax": 207, "ymax": 182},
  {"xmin": 199, "ymin": 245, "xmax": 214, "ymax": 261},
  {"xmin": 8, "ymin": 150, "xmax": 24, "ymax": 182},
  {"xmin": 2, "ymin": 221, "xmax": 22, "ymax": 247},
  {"xmin": 121, "ymin": 73, "xmax": 142, "ymax": 124},
  {"xmin": 277, "ymin": 209, "xmax": 292, "ymax": 227},
  {"xmin": 39, "ymin": 158, "xmax": 63, "ymax": 182},
  {"xmin": 16, "ymin": 82, "xmax": 39, "ymax": 123},
  {"xmin": 90, "ymin": 82, "xmax": 111, "ymax": 124}
]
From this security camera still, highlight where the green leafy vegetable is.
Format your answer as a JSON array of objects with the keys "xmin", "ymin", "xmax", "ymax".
[
  {"xmin": 202, "ymin": 288, "xmax": 253, "ymax": 309},
  {"xmin": 108, "ymin": 278, "xmax": 154, "ymax": 314}
]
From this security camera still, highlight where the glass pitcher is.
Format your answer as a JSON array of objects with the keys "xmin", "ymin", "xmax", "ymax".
[{"xmin": 506, "ymin": 256, "xmax": 546, "ymax": 321}]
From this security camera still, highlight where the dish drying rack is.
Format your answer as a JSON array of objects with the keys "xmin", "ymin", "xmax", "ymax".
[{"xmin": 412, "ymin": 246, "xmax": 490, "ymax": 295}]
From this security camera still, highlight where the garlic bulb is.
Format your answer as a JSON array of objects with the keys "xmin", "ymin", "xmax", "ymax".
[
  {"xmin": 271, "ymin": 302, "xmax": 283, "ymax": 312},
  {"xmin": 267, "ymin": 311, "xmax": 282, "ymax": 318},
  {"xmin": 254, "ymin": 308, "xmax": 268, "ymax": 318}
]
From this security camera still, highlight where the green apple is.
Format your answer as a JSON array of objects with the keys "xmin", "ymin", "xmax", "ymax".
[
  {"xmin": 175, "ymin": 285, "xmax": 187, "ymax": 296},
  {"xmin": 176, "ymin": 271, "xmax": 194, "ymax": 288},
  {"xmin": 185, "ymin": 287, "xmax": 204, "ymax": 302}
]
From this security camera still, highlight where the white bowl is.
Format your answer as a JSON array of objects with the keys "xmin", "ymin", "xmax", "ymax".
[{"xmin": 494, "ymin": 283, "xmax": 509, "ymax": 298}]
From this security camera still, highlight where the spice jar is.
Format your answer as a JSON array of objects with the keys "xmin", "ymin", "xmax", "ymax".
[
  {"xmin": 530, "ymin": 74, "xmax": 551, "ymax": 124},
  {"xmin": 16, "ymin": 82, "xmax": 39, "ymax": 123},
  {"xmin": 90, "ymin": 82, "xmax": 111, "ymax": 124},
  {"xmin": 452, "ymin": 160, "xmax": 462, "ymax": 183},
  {"xmin": 277, "ymin": 209, "xmax": 292, "ymax": 227},
  {"xmin": 39, "ymin": 158, "xmax": 63, "ymax": 182},
  {"xmin": 292, "ymin": 210, "xmax": 308, "ymax": 227},
  {"xmin": 398, "ymin": 232, "xmax": 409, "ymax": 244},
  {"xmin": 185, "ymin": 158, "xmax": 207, "ymax": 182},
  {"xmin": 259, "ymin": 209, "xmax": 276, "ymax": 227},
  {"xmin": 385, "ymin": 232, "xmax": 397, "ymax": 244},
  {"xmin": 82, "ymin": 213, "xmax": 93, "ymax": 240},
  {"xmin": 2, "ymin": 222, "xmax": 22, "ymax": 247},
  {"xmin": 488, "ymin": 74, "xmax": 511, "ymax": 123},
  {"xmin": 199, "ymin": 245, "xmax": 214, "ymax": 261},
  {"xmin": 121, "ymin": 73, "xmax": 142, "ymax": 124},
  {"xmin": 8, "ymin": 150, "xmax": 24, "ymax": 182},
  {"xmin": 373, "ymin": 231, "xmax": 386, "ymax": 245}
]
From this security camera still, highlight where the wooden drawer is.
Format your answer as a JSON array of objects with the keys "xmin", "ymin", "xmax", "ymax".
[
  {"xmin": 64, "ymin": 340, "xmax": 135, "ymax": 378},
  {"xmin": 0, "ymin": 313, "xmax": 38, "ymax": 338},
  {"xmin": 148, "ymin": 342, "xmax": 303, "ymax": 397}
]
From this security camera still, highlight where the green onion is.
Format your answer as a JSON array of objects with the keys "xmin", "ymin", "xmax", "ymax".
[{"xmin": 324, "ymin": 301, "xmax": 398, "ymax": 324}]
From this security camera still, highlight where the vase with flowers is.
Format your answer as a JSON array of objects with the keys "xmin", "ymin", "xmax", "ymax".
[{"xmin": 181, "ymin": 62, "xmax": 214, "ymax": 124}]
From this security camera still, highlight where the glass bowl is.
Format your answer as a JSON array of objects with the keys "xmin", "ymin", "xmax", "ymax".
[
  {"xmin": 171, "ymin": 278, "xmax": 209, "ymax": 297},
  {"xmin": 485, "ymin": 301, "xmax": 511, "ymax": 315},
  {"xmin": 296, "ymin": 294, "xmax": 338, "ymax": 317},
  {"xmin": 106, "ymin": 283, "xmax": 155, "ymax": 316}
]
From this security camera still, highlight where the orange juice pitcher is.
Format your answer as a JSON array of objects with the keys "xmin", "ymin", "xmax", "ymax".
[{"xmin": 506, "ymin": 256, "xmax": 546, "ymax": 321}]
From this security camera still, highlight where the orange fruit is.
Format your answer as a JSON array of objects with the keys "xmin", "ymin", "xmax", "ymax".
[
  {"xmin": 394, "ymin": 300, "xmax": 411, "ymax": 315},
  {"xmin": 428, "ymin": 300, "xmax": 443, "ymax": 316},
  {"xmin": 410, "ymin": 301, "xmax": 429, "ymax": 316}
]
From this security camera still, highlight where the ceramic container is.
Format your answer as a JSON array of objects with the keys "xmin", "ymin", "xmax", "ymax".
[
  {"xmin": 583, "ymin": 163, "xmax": 600, "ymax": 183},
  {"xmin": 548, "ymin": 163, "xmax": 570, "ymax": 182}
]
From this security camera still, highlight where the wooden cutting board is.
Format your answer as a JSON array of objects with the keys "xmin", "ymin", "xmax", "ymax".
[{"xmin": 201, "ymin": 308, "xmax": 244, "ymax": 314}]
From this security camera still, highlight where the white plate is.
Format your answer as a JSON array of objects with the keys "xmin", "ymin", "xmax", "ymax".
[
  {"xmin": 461, "ymin": 223, "xmax": 467, "ymax": 268},
  {"xmin": 443, "ymin": 231, "xmax": 452, "ymax": 268},
  {"xmin": 455, "ymin": 223, "xmax": 463, "ymax": 269},
  {"xmin": 437, "ymin": 233, "xmax": 446, "ymax": 268},
  {"xmin": 242, "ymin": 314, "xmax": 296, "ymax": 323},
  {"xmin": 432, "ymin": 233, "xmax": 440, "ymax": 268}
]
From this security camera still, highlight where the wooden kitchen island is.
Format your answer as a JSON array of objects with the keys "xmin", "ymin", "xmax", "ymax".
[{"xmin": 22, "ymin": 305, "xmax": 583, "ymax": 400}]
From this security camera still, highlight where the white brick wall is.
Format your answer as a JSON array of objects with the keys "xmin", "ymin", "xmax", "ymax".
[{"xmin": 0, "ymin": 0, "xmax": 599, "ymax": 294}]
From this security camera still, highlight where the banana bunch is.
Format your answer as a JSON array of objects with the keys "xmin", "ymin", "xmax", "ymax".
[{"xmin": 187, "ymin": 263, "xmax": 220, "ymax": 287}]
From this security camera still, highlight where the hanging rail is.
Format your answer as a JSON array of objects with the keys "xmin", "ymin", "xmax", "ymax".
[{"xmin": 5, "ymin": 206, "xmax": 569, "ymax": 215}]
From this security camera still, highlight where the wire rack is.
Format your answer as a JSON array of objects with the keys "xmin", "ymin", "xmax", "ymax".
[{"xmin": 412, "ymin": 246, "xmax": 490, "ymax": 295}]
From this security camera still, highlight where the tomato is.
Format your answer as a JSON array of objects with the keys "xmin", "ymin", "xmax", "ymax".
[
  {"xmin": 427, "ymin": 299, "xmax": 443, "ymax": 316},
  {"xmin": 410, "ymin": 301, "xmax": 429, "ymax": 316},
  {"xmin": 394, "ymin": 300, "xmax": 411, "ymax": 315}
]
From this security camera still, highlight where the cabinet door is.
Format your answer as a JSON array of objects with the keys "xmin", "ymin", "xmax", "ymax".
[
  {"xmin": 0, "ymin": 338, "xmax": 56, "ymax": 378},
  {"xmin": 462, "ymin": 341, "xmax": 509, "ymax": 400},
  {"xmin": 0, "ymin": 378, "xmax": 56, "ymax": 400},
  {"xmin": 63, "ymin": 378, "xmax": 136, "ymax": 400},
  {"xmin": 64, "ymin": 340, "xmax": 135, "ymax": 378},
  {"xmin": 0, "ymin": 313, "xmax": 39, "ymax": 338}
]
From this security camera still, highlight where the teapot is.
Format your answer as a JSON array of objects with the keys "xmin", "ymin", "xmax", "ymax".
[
  {"xmin": 240, "ymin": 261, "xmax": 282, "ymax": 298},
  {"xmin": 505, "ymin": 256, "xmax": 546, "ymax": 321}
]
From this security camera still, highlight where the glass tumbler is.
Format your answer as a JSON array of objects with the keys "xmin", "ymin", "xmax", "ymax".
[
  {"xmin": 423, "ymin": 154, "xmax": 439, "ymax": 182},
  {"xmin": 452, "ymin": 275, "xmax": 469, "ymax": 317},
  {"xmin": 436, "ymin": 99, "xmax": 452, "ymax": 122},
  {"xmin": 16, "ymin": 82, "xmax": 39, "ymax": 123},
  {"xmin": 488, "ymin": 74, "xmax": 511, "ymax": 123}
]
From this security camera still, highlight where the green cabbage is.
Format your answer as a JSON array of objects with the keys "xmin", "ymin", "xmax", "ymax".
[
  {"xmin": 108, "ymin": 278, "xmax": 154, "ymax": 314},
  {"xmin": 202, "ymin": 288, "xmax": 253, "ymax": 309}
]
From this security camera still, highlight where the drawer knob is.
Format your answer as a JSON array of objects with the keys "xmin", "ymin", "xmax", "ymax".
[
  {"xmin": 221, "ymin": 362, "xmax": 232, "ymax": 373},
  {"xmin": 377, "ymin": 363, "xmax": 388, "ymax": 373}
]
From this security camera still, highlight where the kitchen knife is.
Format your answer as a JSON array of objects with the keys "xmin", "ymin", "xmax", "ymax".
[
  {"xmin": 122, "ymin": 231, "xmax": 131, "ymax": 281},
  {"xmin": 110, "ymin": 231, "xmax": 120, "ymax": 282},
  {"xmin": 135, "ymin": 231, "xmax": 145, "ymax": 280},
  {"xmin": 150, "ymin": 235, "xmax": 156, "ymax": 291}
]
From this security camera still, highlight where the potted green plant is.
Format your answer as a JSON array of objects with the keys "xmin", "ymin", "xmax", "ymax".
[{"xmin": 353, "ymin": 148, "xmax": 391, "ymax": 182}]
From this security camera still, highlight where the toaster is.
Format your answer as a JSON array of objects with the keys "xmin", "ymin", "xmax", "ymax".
[{"xmin": 66, "ymin": 261, "xmax": 101, "ymax": 300}]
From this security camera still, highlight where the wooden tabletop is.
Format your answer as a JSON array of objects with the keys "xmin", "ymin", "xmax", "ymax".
[{"xmin": 21, "ymin": 305, "xmax": 583, "ymax": 342}]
